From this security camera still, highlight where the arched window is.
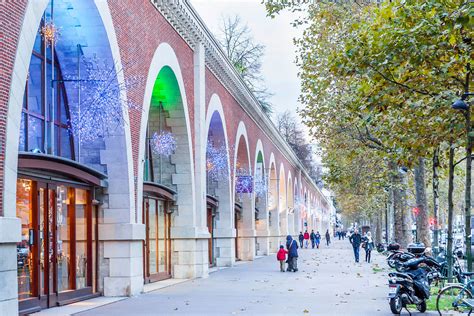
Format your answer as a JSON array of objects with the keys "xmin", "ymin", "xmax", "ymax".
[{"xmin": 19, "ymin": 19, "xmax": 74, "ymax": 159}]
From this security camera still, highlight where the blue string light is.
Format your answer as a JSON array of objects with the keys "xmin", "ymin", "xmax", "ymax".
[
  {"xmin": 67, "ymin": 56, "xmax": 141, "ymax": 143},
  {"xmin": 206, "ymin": 142, "xmax": 229, "ymax": 181}
]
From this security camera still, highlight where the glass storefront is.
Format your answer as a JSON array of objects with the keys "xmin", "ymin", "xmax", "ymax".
[{"xmin": 16, "ymin": 177, "xmax": 96, "ymax": 313}]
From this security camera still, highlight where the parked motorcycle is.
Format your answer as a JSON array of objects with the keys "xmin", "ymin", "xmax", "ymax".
[{"xmin": 388, "ymin": 256, "xmax": 439, "ymax": 314}]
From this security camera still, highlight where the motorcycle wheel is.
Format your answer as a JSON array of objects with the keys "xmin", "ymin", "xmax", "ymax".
[
  {"xmin": 389, "ymin": 296, "xmax": 402, "ymax": 314},
  {"xmin": 416, "ymin": 300, "xmax": 427, "ymax": 313}
]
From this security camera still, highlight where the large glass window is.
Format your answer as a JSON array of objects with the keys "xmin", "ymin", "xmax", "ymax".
[
  {"xmin": 19, "ymin": 20, "xmax": 74, "ymax": 159},
  {"xmin": 16, "ymin": 179, "xmax": 34, "ymax": 300}
]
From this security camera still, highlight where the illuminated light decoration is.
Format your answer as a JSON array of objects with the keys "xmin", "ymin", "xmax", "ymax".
[
  {"xmin": 206, "ymin": 143, "xmax": 230, "ymax": 181},
  {"xmin": 67, "ymin": 56, "xmax": 142, "ymax": 143},
  {"xmin": 235, "ymin": 168, "xmax": 253, "ymax": 194},
  {"xmin": 254, "ymin": 178, "xmax": 268, "ymax": 197},
  {"xmin": 235, "ymin": 175, "xmax": 253, "ymax": 193},
  {"xmin": 41, "ymin": 21, "xmax": 61, "ymax": 46},
  {"xmin": 151, "ymin": 131, "xmax": 177, "ymax": 157}
]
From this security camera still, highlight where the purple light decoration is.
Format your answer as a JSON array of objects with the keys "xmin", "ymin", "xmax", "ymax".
[
  {"xmin": 151, "ymin": 131, "xmax": 176, "ymax": 156},
  {"xmin": 206, "ymin": 142, "xmax": 229, "ymax": 181},
  {"xmin": 235, "ymin": 172, "xmax": 253, "ymax": 194},
  {"xmin": 67, "ymin": 56, "xmax": 142, "ymax": 143}
]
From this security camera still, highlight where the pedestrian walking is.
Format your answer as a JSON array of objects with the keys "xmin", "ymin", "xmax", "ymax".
[
  {"xmin": 276, "ymin": 245, "xmax": 288, "ymax": 272},
  {"xmin": 362, "ymin": 231, "xmax": 374, "ymax": 263},
  {"xmin": 303, "ymin": 230, "xmax": 310, "ymax": 248},
  {"xmin": 298, "ymin": 232, "xmax": 304, "ymax": 248},
  {"xmin": 349, "ymin": 229, "xmax": 362, "ymax": 263},
  {"xmin": 286, "ymin": 235, "xmax": 299, "ymax": 272},
  {"xmin": 315, "ymin": 231, "xmax": 321, "ymax": 249},
  {"xmin": 325, "ymin": 229, "xmax": 331, "ymax": 246},
  {"xmin": 310, "ymin": 230, "xmax": 316, "ymax": 249}
]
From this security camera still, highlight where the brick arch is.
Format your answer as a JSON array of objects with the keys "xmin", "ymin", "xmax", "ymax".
[
  {"xmin": 267, "ymin": 153, "xmax": 279, "ymax": 250},
  {"xmin": 233, "ymin": 121, "xmax": 255, "ymax": 260},
  {"xmin": 137, "ymin": 42, "xmax": 195, "ymax": 225},
  {"xmin": 278, "ymin": 162, "xmax": 287, "ymax": 241},
  {"xmin": 205, "ymin": 94, "xmax": 233, "ymax": 266},
  {"xmin": 137, "ymin": 42, "xmax": 197, "ymax": 278},
  {"xmin": 287, "ymin": 171, "xmax": 294, "ymax": 235},
  {"xmin": 3, "ymin": 0, "xmax": 138, "ymax": 297},
  {"xmin": 254, "ymin": 139, "xmax": 269, "ymax": 255},
  {"xmin": 293, "ymin": 177, "xmax": 300, "ymax": 234}
]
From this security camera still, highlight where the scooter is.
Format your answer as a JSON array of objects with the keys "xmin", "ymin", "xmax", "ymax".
[{"xmin": 388, "ymin": 257, "xmax": 439, "ymax": 314}]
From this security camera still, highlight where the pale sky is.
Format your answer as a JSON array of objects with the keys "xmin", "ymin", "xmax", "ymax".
[{"xmin": 190, "ymin": 0, "xmax": 303, "ymax": 121}]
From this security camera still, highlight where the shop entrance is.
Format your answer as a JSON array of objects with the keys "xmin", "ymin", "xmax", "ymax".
[
  {"xmin": 206, "ymin": 195, "xmax": 218, "ymax": 267},
  {"xmin": 16, "ymin": 178, "xmax": 96, "ymax": 314},
  {"xmin": 143, "ymin": 197, "xmax": 171, "ymax": 282}
]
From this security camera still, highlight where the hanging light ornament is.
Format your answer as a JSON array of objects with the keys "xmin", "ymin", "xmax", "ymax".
[
  {"xmin": 235, "ymin": 168, "xmax": 253, "ymax": 194},
  {"xmin": 67, "ymin": 56, "xmax": 142, "ymax": 142},
  {"xmin": 151, "ymin": 131, "xmax": 177, "ymax": 157},
  {"xmin": 254, "ymin": 177, "xmax": 268, "ymax": 197},
  {"xmin": 206, "ymin": 142, "xmax": 229, "ymax": 181},
  {"xmin": 41, "ymin": 21, "xmax": 61, "ymax": 46}
]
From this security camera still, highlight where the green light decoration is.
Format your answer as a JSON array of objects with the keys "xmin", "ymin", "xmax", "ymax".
[{"xmin": 151, "ymin": 66, "xmax": 182, "ymax": 110}]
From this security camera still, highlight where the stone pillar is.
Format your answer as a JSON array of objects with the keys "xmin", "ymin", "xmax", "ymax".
[
  {"xmin": 268, "ymin": 205, "xmax": 280, "ymax": 252},
  {"xmin": 0, "ymin": 217, "xmax": 21, "ymax": 314},
  {"xmin": 100, "ymin": 133, "xmax": 144, "ymax": 296},
  {"xmin": 238, "ymin": 194, "xmax": 255, "ymax": 261},
  {"xmin": 255, "ymin": 193, "xmax": 269, "ymax": 256},
  {"xmin": 214, "ymin": 179, "xmax": 235, "ymax": 267}
]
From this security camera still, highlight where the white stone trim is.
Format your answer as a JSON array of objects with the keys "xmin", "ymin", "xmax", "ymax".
[
  {"xmin": 253, "ymin": 139, "xmax": 265, "ymax": 177},
  {"xmin": 2, "ymin": 0, "xmax": 48, "ymax": 218},
  {"xmin": 232, "ymin": 121, "xmax": 252, "ymax": 191},
  {"xmin": 136, "ymin": 42, "xmax": 195, "ymax": 225},
  {"xmin": 205, "ymin": 94, "xmax": 231, "ymax": 183},
  {"xmin": 95, "ymin": 0, "xmax": 136, "ymax": 222}
]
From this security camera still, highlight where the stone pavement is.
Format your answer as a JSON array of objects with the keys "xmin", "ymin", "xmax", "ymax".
[{"xmin": 78, "ymin": 239, "xmax": 435, "ymax": 316}]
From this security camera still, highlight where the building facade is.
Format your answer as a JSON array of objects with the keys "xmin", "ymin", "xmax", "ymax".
[{"xmin": 0, "ymin": 0, "xmax": 332, "ymax": 314}]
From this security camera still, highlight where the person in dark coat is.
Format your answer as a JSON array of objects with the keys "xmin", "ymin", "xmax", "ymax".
[
  {"xmin": 349, "ymin": 229, "xmax": 362, "ymax": 263},
  {"xmin": 315, "ymin": 231, "xmax": 321, "ymax": 249},
  {"xmin": 325, "ymin": 229, "xmax": 331, "ymax": 246},
  {"xmin": 286, "ymin": 235, "xmax": 299, "ymax": 272},
  {"xmin": 298, "ymin": 232, "xmax": 304, "ymax": 248},
  {"xmin": 310, "ymin": 230, "xmax": 316, "ymax": 249}
]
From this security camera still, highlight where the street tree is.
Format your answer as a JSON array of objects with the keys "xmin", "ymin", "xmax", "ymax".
[{"xmin": 218, "ymin": 14, "xmax": 273, "ymax": 115}]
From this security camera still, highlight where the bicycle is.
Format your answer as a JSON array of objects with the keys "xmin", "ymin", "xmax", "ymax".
[{"xmin": 436, "ymin": 271, "xmax": 474, "ymax": 315}]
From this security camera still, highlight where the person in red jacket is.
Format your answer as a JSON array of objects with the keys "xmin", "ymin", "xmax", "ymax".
[
  {"xmin": 277, "ymin": 245, "xmax": 288, "ymax": 272},
  {"xmin": 303, "ymin": 230, "xmax": 310, "ymax": 248}
]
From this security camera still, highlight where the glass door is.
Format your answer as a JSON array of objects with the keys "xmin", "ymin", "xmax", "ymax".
[
  {"xmin": 17, "ymin": 178, "xmax": 95, "ymax": 314},
  {"xmin": 46, "ymin": 184, "xmax": 58, "ymax": 308},
  {"xmin": 143, "ymin": 197, "xmax": 171, "ymax": 283}
]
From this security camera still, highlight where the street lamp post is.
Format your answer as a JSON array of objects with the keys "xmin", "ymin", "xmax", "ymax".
[{"xmin": 452, "ymin": 91, "xmax": 474, "ymax": 271}]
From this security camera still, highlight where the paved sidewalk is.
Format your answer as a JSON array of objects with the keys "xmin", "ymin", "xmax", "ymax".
[{"xmin": 78, "ymin": 239, "xmax": 432, "ymax": 315}]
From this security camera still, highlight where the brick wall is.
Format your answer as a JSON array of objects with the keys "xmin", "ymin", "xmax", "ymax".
[
  {"xmin": 0, "ymin": 0, "xmax": 322, "ymax": 217},
  {"xmin": 107, "ymin": 0, "xmax": 195, "ymax": 180}
]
